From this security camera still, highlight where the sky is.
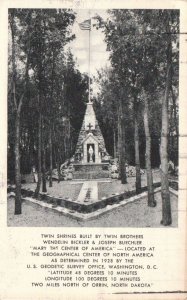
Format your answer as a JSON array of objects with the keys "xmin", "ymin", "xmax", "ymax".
[{"xmin": 67, "ymin": 9, "xmax": 110, "ymax": 76}]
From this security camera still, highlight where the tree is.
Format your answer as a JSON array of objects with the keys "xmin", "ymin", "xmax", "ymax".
[
  {"xmin": 24, "ymin": 9, "xmax": 76, "ymax": 197},
  {"xmin": 8, "ymin": 9, "xmax": 84, "ymax": 198},
  {"xmin": 95, "ymin": 10, "xmax": 149, "ymax": 188},
  {"xmin": 49, "ymin": 121, "xmax": 53, "ymax": 187},
  {"xmin": 160, "ymin": 11, "xmax": 178, "ymax": 225},
  {"xmin": 9, "ymin": 9, "xmax": 32, "ymax": 214},
  {"xmin": 93, "ymin": 68, "xmax": 119, "ymax": 158},
  {"xmin": 143, "ymin": 89, "xmax": 156, "ymax": 206},
  {"xmin": 119, "ymin": 88, "xmax": 127, "ymax": 183},
  {"xmin": 134, "ymin": 98, "xmax": 141, "ymax": 193},
  {"xmin": 95, "ymin": 9, "xmax": 178, "ymax": 208}
]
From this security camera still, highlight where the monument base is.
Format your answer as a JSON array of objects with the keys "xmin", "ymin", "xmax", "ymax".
[{"xmin": 73, "ymin": 163, "xmax": 110, "ymax": 179}]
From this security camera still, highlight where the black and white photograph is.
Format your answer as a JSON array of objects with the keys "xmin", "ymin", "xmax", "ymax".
[
  {"xmin": 1, "ymin": 0, "xmax": 187, "ymax": 298},
  {"xmin": 7, "ymin": 8, "xmax": 180, "ymax": 227}
]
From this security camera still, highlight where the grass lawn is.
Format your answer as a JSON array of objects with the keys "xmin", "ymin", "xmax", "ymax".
[
  {"xmin": 23, "ymin": 181, "xmax": 83, "ymax": 201},
  {"xmin": 98, "ymin": 169, "xmax": 161, "ymax": 199},
  {"xmin": 21, "ymin": 169, "xmax": 162, "ymax": 201},
  {"xmin": 7, "ymin": 169, "xmax": 178, "ymax": 227}
]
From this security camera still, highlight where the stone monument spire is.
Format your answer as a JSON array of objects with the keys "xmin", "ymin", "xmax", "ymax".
[{"xmin": 74, "ymin": 101, "xmax": 107, "ymax": 163}]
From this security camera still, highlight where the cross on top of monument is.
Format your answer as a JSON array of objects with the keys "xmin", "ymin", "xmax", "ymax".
[{"xmin": 87, "ymin": 123, "xmax": 93, "ymax": 132}]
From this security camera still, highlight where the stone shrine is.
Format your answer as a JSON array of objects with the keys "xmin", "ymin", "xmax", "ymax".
[
  {"xmin": 72, "ymin": 102, "xmax": 110, "ymax": 179},
  {"xmin": 74, "ymin": 102, "xmax": 107, "ymax": 163}
]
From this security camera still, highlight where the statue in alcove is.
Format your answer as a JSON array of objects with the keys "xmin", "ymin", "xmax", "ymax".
[{"xmin": 88, "ymin": 145, "xmax": 95, "ymax": 163}]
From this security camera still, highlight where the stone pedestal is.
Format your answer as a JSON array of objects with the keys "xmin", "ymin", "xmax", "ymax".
[{"xmin": 73, "ymin": 163, "xmax": 110, "ymax": 179}]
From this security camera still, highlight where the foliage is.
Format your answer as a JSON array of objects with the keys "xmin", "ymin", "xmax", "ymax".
[
  {"xmin": 94, "ymin": 9, "xmax": 179, "ymax": 168},
  {"xmin": 8, "ymin": 9, "xmax": 88, "ymax": 179}
]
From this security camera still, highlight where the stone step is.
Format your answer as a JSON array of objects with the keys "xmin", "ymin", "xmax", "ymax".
[
  {"xmin": 73, "ymin": 171, "xmax": 109, "ymax": 179},
  {"xmin": 73, "ymin": 163, "xmax": 109, "ymax": 172}
]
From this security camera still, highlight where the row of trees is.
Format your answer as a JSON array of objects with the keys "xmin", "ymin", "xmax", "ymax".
[
  {"xmin": 8, "ymin": 9, "xmax": 179, "ymax": 226},
  {"xmin": 94, "ymin": 9, "xmax": 179, "ymax": 225},
  {"xmin": 8, "ymin": 9, "xmax": 88, "ymax": 214}
]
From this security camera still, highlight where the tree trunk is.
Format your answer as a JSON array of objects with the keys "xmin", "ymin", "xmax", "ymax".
[
  {"xmin": 10, "ymin": 12, "xmax": 24, "ymax": 215},
  {"xmin": 143, "ymin": 91, "xmax": 156, "ymax": 207},
  {"xmin": 113, "ymin": 128, "xmax": 116, "ymax": 159},
  {"xmin": 171, "ymin": 85, "xmax": 179, "ymax": 138},
  {"xmin": 68, "ymin": 117, "xmax": 71, "ymax": 158},
  {"xmin": 134, "ymin": 101, "xmax": 141, "ymax": 194},
  {"xmin": 34, "ymin": 111, "xmax": 42, "ymax": 198},
  {"xmin": 49, "ymin": 47, "xmax": 55, "ymax": 188},
  {"xmin": 14, "ymin": 113, "xmax": 22, "ymax": 215},
  {"xmin": 28, "ymin": 132, "xmax": 32, "ymax": 165},
  {"xmin": 120, "ymin": 100, "xmax": 127, "ymax": 184},
  {"xmin": 49, "ymin": 123, "xmax": 53, "ymax": 187},
  {"xmin": 160, "ymin": 71, "xmax": 172, "ymax": 225},
  {"xmin": 56, "ymin": 149, "xmax": 61, "ymax": 183},
  {"xmin": 117, "ymin": 106, "xmax": 121, "ymax": 171},
  {"xmin": 42, "ymin": 142, "xmax": 47, "ymax": 193},
  {"xmin": 160, "ymin": 13, "xmax": 173, "ymax": 226}
]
